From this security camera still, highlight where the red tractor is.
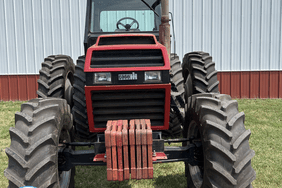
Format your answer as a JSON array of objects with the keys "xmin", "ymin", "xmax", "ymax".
[{"xmin": 5, "ymin": 0, "xmax": 255, "ymax": 187}]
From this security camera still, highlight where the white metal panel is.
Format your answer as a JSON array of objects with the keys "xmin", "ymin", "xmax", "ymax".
[
  {"xmin": 61, "ymin": 0, "xmax": 72, "ymax": 56},
  {"xmin": 51, "ymin": 0, "xmax": 63, "ymax": 55},
  {"xmin": 70, "ymin": 0, "xmax": 82, "ymax": 61},
  {"xmin": 231, "ymin": 0, "xmax": 241, "ymax": 71},
  {"xmin": 250, "ymin": 0, "xmax": 262, "ymax": 70},
  {"xmin": 270, "ymin": 0, "xmax": 281, "ymax": 70},
  {"xmin": 281, "ymin": 4, "xmax": 282, "ymax": 71},
  {"xmin": 212, "ymin": 0, "xmax": 223, "ymax": 71},
  {"xmin": 193, "ymin": 0, "xmax": 203, "ymax": 51},
  {"xmin": 1, "ymin": 0, "xmax": 282, "ymax": 74},
  {"xmin": 23, "ymin": 0, "xmax": 36, "ymax": 74},
  {"xmin": 0, "ymin": 0, "xmax": 8, "ymax": 74},
  {"xmin": 4, "ymin": 0, "xmax": 17, "ymax": 74},
  {"xmin": 79, "ymin": 0, "xmax": 87, "ymax": 55},
  {"xmin": 32, "ymin": 0, "xmax": 44, "ymax": 73},
  {"xmin": 170, "ymin": 0, "xmax": 282, "ymax": 71},
  {"xmin": 221, "ymin": 0, "xmax": 232, "ymax": 71},
  {"xmin": 14, "ymin": 0, "xmax": 26, "ymax": 73},
  {"xmin": 42, "ymin": 0, "xmax": 53, "ymax": 58},
  {"xmin": 241, "ymin": 0, "xmax": 252, "ymax": 71},
  {"xmin": 202, "ymin": 0, "xmax": 212, "ymax": 54},
  {"xmin": 260, "ymin": 0, "xmax": 271, "ymax": 70}
]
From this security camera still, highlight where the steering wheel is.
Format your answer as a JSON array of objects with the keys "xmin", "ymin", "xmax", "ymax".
[{"xmin": 116, "ymin": 17, "xmax": 139, "ymax": 31}]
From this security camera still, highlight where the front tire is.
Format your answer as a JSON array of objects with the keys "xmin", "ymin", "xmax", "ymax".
[
  {"xmin": 183, "ymin": 93, "xmax": 256, "ymax": 188},
  {"xmin": 163, "ymin": 54, "xmax": 185, "ymax": 138},
  {"xmin": 170, "ymin": 54, "xmax": 185, "ymax": 100},
  {"xmin": 162, "ymin": 108, "xmax": 182, "ymax": 138},
  {"xmin": 72, "ymin": 56, "xmax": 96, "ymax": 140},
  {"xmin": 5, "ymin": 98, "xmax": 75, "ymax": 188}
]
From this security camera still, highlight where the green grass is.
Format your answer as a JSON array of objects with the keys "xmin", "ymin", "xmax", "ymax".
[
  {"xmin": 237, "ymin": 99, "xmax": 282, "ymax": 188},
  {"xmin": 0, "ymin": 101, "xmax": 23, "ymax": 188},
  {"xmin": 0, "ymin": 99, "xmax": 282, "ymax": 187}
]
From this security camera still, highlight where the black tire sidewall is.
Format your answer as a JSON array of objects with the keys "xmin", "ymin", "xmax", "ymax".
[{"xmin": 5, "ymin": 99, "xmax": 75, "ymax": 188}]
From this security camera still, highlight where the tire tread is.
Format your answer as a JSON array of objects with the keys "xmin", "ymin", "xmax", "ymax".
[
  {"xmin": 37, "ymin": 55, "xmax": 75, "ymax": 102},
  {"xmin": 182, "ymin": 51, "xmax": 219, "ymax": 96},
  {"xmin": 185, "ymin": 93, "xmax": 255, "ymax": 188},
  {"xmin": 72, "ymin": 56, "xmax": 96, "ymax": 140}
]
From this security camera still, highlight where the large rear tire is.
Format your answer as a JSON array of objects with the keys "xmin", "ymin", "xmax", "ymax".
[
  {"xmin": 37, "ymin": 55, "xmax": 75, "ymax": 106},
  {"xmin": 183, "ymin": 93, "xmax": 256, "ymax": 188},
  {"xmin": 182, "ymin": 52, "xmax": 219, "ymax": 101},
  {"xmin": 4, "ymin": 98, "xmax": 75, "ymax": 188},
  {"xmin": 72, "ymin": 56, "xmax": 96, "ymax": 140}
]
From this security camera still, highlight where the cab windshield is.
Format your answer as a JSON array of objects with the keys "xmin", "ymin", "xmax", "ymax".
[{"xmin": 90, "ymin": 0, "xmax": 161, "ymax": 33}]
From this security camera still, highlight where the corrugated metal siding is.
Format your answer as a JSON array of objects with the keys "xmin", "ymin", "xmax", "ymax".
[
  {"xmin": 0, "ymin": 0, "xmax": 87, "ymax": 75},
  {"xmin": 217, "ymin": 71, "xmax": 282, "ymax": 98},
  {"xmin": 169, "ymin": 0, "xmax": 282, "ymax": 71},
  {"xmin": 0, "ymin": 0, "xmax": 282, "ymax": 74},
  {"xmin": 0, "ymin": 75, "xmax": 39, "ymax": 101},
  {"xmin": 2, "ymin": 72, "xmax": 282, "ymax": 101}
]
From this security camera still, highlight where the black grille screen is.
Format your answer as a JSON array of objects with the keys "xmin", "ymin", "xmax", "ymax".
[
  {"xmin": 91, "ymin": 49, "xmax": 164, "ymax": 68},
  {"xmin": 92, "ymin": 89, "xmax": 165, "ymax": 128},
  {"xmin": 98, "ymin": 36, "xmax": 156, "ymax": 45}
]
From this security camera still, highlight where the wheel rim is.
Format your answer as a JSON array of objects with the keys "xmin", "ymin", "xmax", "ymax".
[
  {"xmin": 184, "ymin": 74, "xmax": 193, "ymax": 102},
  {"xmin": 187, "ymin": 120, "xmax": 204, "ymax": 188},
  {"xmin": 59, "ymin": 129, "xmax": 72, "ymax": 188},
  {"xmin": 65, "ymin": 77, "xmax": 74, "ymax": 107}
]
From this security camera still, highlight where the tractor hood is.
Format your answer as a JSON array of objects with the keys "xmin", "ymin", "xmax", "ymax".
[{"xmin": 84, "ymin": 34, "xmax": 170, "ymax": 73}]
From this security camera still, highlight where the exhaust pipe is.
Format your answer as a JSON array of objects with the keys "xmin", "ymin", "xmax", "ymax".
[{"xmin": 159, "ymin": 0, "xmax": 170, "ymax": 59}]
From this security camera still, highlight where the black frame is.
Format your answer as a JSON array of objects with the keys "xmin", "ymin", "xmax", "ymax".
[{"xmin": 58, "ymin": 133, "xmax": 201, "ymax": 171}]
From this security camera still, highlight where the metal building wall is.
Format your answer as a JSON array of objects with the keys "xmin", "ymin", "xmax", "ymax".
[
  {"xmin": 0, "ymin": 0, "xmax": 87, "ymax": 75},
  {"xmin": 1, "ymin": 0, "xmax": 281, "ymax": 74},
  {"xmin": 170, "ymin": 0, "xmax": 282, "ymax": 71},
  {"xmin": 1, "ymin": 0, "xmax": 282, "ymax": 100}
]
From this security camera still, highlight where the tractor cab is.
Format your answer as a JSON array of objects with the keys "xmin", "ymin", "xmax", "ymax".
[{"xmin": 84, "ymin": 0, "xmax": 162, "ymax": 52}]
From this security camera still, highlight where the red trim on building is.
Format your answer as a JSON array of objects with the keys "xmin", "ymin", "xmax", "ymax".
[
  {"xmin": 217, "ymin": 71, "xmax": 282, "ymax": 99},
  {"xmin": 0, "ymin": 75, "xmax": 39, "ymax": 101},
  {"xmin": 1, "ymin": 71, "xmax": 282, "ymax": 101},
  {"xmin": 241, "ymin": 72, "xmax": 250, "ymax": 98},
  {"xmin": 250, "ymin": 72, "xmax": 260, "ymax": 98},
  {"xmin": 279, "ymin": 72, "xmax": 282, "ymax": 98}
]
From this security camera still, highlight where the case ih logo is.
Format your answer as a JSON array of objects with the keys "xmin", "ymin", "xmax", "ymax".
[{"xmin": 118, "ymin": 72, "xmax": 138, "ymax": 81}]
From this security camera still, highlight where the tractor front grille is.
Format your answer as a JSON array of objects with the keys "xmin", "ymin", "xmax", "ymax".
[
  {"xmin": 91, "ymin": 89, "xmax": 165, "ymax": 128},
  {"xmin": 90, "ymin": 49, "xmax": 164, "ymax": 68}
]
